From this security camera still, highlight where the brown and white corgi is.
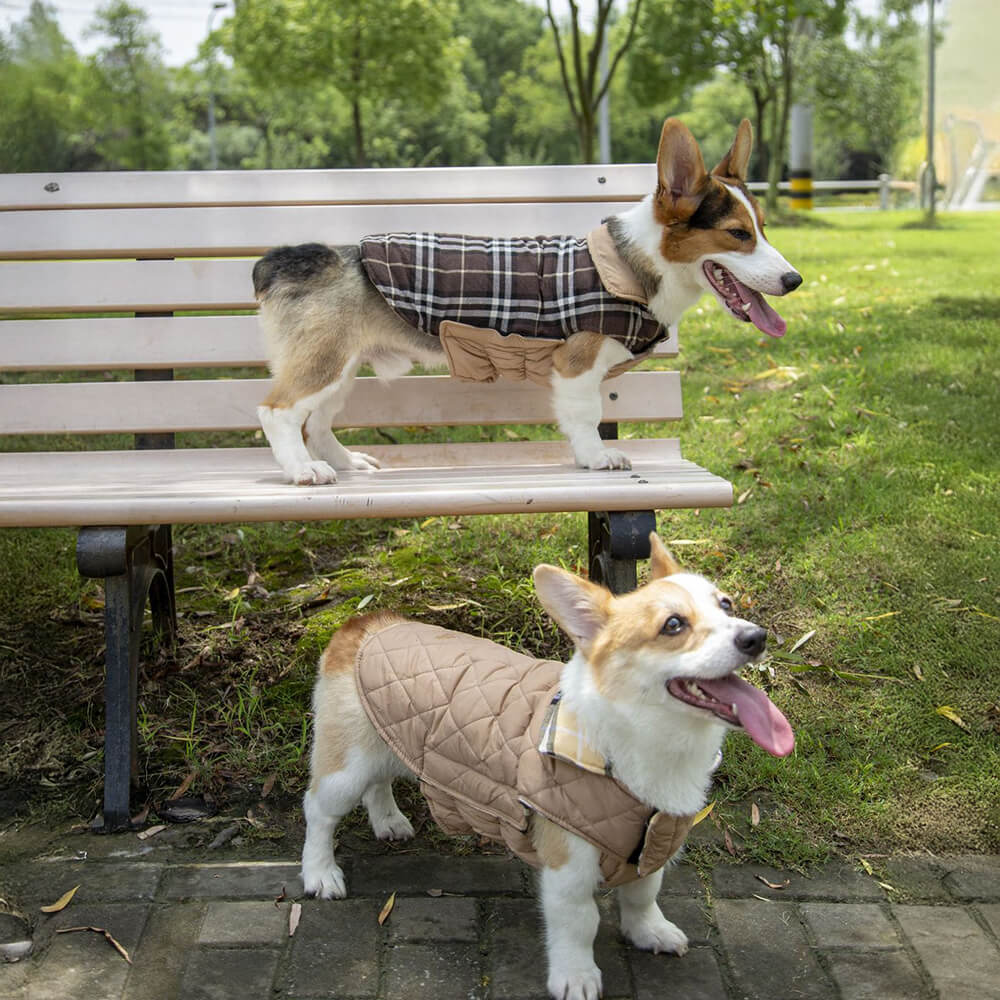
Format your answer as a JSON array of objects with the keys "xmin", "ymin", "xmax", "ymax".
[
  {"xmin": 254, "ymin": 118, "xmax": 802, "ymax": 485},
  {"xmin": 301, "ymin": 535, "xmax": 794, "ymax": 1000}
]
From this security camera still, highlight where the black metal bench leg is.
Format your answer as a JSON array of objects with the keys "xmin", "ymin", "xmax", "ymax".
[
  {"xmin": 77, "ymin": 525, "xmax": 176, "ymax": 831},
  {"xmin": 588, "ymin": 509, "xmax": 656, "ymax": 594}
]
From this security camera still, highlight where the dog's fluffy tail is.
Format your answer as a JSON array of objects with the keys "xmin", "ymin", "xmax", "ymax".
[
  {"xmin": 318, "ymin": 612, "xmax": 405, "ymax": 677},
  {"xmin": 252, "ymin": 243, "xmax": 342, "ymax": 300}
]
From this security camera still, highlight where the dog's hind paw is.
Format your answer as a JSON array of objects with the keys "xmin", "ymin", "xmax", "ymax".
[
  {"xmin": 623, "ymin": 914, "xmax": 688, "ymax": 956},
  {"xmin": 371, "ymin": 810, "xmax": 414, "ymax": 841},
  {"xmin": 302, "ymin": 863, "xmax": 347, "ymax": 899},
  {"xmin": 292, "ymin": 460, "xmax": 338, "ymax": 486},
  {"xmin": 346, "ymin": 450, "xmax": 381, "ymax": 472},
  {"xmin": 587, "ymin": 448, "xmax": 631, "ymax": 471},
  {"xmin": 548, "ymin": 965, "xmax": 602, "ymax": 1000}
]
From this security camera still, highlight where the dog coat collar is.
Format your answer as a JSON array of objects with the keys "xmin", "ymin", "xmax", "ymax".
[{"xmin": 537, "ymin": 692, "xmax": 612, "ymax": 777}]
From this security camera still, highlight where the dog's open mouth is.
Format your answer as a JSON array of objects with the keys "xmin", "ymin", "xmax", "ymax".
[
  {"xmin": 703, "ymin": 261, "xmax": 786, "ymax": 338},
  {"xmin": 667, "ymin": 674, "xmax": 795, "ymax": 757}
]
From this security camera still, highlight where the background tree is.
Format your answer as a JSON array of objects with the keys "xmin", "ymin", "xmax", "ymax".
[
  {"xmin": 544, "ymin": 0, "xmax": 645, "ymax": 162},
  {"xmin": 82, "ymin": 1, "xmax": 172, "ymax": 169},
  {"xmin": 228, "ymin": 0, "xmax": 459, "ymax": 168}
]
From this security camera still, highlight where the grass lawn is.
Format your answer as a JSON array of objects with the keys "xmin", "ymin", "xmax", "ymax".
[{"xmin": 1, "ymin": 210, "xmax": 997, "ymax": 869}]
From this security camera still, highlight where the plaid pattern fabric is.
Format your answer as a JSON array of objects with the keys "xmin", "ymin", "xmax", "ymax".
[
  {"xmin": 360, "ymin": 232, "xmax": 665, "ymax": 353},
  {"xmin": 537, "ymin": 693, "xmax": 612, "ymax": 777}
]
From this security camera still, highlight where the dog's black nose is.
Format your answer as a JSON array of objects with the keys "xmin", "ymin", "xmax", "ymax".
[
  {"xmin": 780, "ymin": 271, "xmax": 803, "ymax": 293},
  {"xmin": 735, "ymin": 627, "xmax": 767, "ymax": 657}
]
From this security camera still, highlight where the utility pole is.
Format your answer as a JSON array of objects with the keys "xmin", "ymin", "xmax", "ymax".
[
  {"xmin": 923, "ymin": 0, "xmax": 937, "ymax": 221},
  {"xmin": 598, "ymin": 27, "xmax": 611, "ymax": 163}
]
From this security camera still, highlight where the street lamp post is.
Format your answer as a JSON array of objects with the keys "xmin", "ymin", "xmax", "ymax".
[{"xmin": 207, "ymin": 1, "xmax": 227, "ymax": 171}]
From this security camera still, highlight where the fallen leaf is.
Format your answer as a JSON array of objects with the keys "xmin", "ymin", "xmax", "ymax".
[
  {"xmin": 878, "ymin": 881, "xmax": 897, "ymax": 892},
  {"xmin": 863, "ymin": 611, "xmax": 900, "ymax": 622},
  {"xmin": 56, "ymin": 926, "xmax": 131, "ymax": 964},
  {"xmin": 274, "ymin": 886, "xmax": 287, "ymax": 906},
  {"xmin": 859, "ymin": 858, "xmax": 875, "ymax": 876},
  {"xmin": 261, "ymin": 773, "xmax": 277, "ymax": 799},
  {"xmin": 40, "ymin": 885, "xmax": 80, "ymax": 913},
  {"xmin": 751, "ymin": 803, "xmax": 760, "ymax": 827},
  {"xmin": 913, "ymin": 664, "xmax": 924, "ymax": 681},
  {"xmin": 169, "ymin": 771, "xmax": 196, "ymax": 801},
  {"xmin": 737, "ymin": 488, "xmax": 753, "ymax": 505},
  {"xmin": 137, "ymin": 824, "xmax": 166, "ymax": 841},
  {"xmin": 357, "ymin": 594, "xmax": 375, "ymax": 611},
  {"xmin": 724, "ymin": 829, "xmax": 737, "ymax": 856},
  {"xmin": 935, "ymin": 706, "xmax": 969, "ymax": 731},
  {"xmin": 289, "ymin": 902, "xmax": 302, "ymax": 937},
  {"xmin": 754, "ymin": 875, "xmax": 790, "ymax": 890},
  {"xmin": 224, "ymin": 586, "xmax": 241, "ymax": 601},
  {"xmin": 930, "ymin": 742, "xmax": 952, "ymax": 752},
  {"xmin": 789, "ymin": 630, "xmax": 816, "ymax": 654},
  {"xmin": 427, "ymin": 888, "xmax": 443, "ymax": 897},
  {"xmin": 378, "ymin": 891, "xmax": 396, "ymax": 925},
  {"xmin": 691, "ymin": 801, "xmax": 715, "ymax": 826}
]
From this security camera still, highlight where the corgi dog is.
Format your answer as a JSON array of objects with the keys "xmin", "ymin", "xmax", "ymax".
[
  {"xmin": 301, "ymin": 535, "xmax": 794, "ymax": 1000},
  {"xmin": 253, "ymin": 118, "xmax": 802, "ymax": 485}
]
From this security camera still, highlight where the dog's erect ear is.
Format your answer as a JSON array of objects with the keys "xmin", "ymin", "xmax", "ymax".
[
  {"xmin": 533, "ymin": 565, "xmax": 610, "ymax": 648},
  {"xmin": 712, "ymin": 118, "xmax": 753, "ymax": 181},
  {"xmin": 655, "ymin": 118, "xmax": 710, "ymax": 221},
  {"xmin": 648, "ymin": 532, "xmax": 682, "ymax": 580}
]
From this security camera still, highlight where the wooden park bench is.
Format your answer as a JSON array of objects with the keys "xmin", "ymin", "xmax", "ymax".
[{"xmin": 0, "ymin": 165, "xmax": 732, "ymax": 831}]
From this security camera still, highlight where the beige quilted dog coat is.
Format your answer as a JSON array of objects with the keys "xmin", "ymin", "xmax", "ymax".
[{"xmin": 355, "ymin": 620, "xmax": 695, "ymax": 887}]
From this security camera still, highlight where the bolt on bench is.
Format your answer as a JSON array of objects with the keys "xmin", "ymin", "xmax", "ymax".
[{"xmin": 0, "ymin": 165, "xmax": 732, "ymax": 830}]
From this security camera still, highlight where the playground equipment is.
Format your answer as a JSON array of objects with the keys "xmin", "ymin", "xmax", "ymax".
[{"xmin": 943, "ymin": 115, "xmax": 999, "ymax": 209}]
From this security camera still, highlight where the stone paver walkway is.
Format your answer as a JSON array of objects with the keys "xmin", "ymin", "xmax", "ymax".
[{"xmin": 2, "ymin": 842, "xmax": 998, "ymax": 999}]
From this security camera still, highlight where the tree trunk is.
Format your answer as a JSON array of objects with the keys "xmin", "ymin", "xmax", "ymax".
[
  {"xmin": 352, "ymin": 98, "xmax": 366, "ymax": 169},
  {"xmin": 578, "ymin": 110, "xmax": 596, "ymax": 164}
]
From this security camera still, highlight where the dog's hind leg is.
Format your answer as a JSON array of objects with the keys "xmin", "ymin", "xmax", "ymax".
[
  {"xmin": 362, "ymin": 781, "xmax": 414, "ymax": 841},
  {"xmin": 617, "ymin": 867, "xmax": 689, "ymax": 955},
  {"xmin": 550, "ymin": 332, "xmax": 635, "ymax": 471},
  {"xmin": 302, "ymin": 361, "xmax": 381, "ymax": 474}
]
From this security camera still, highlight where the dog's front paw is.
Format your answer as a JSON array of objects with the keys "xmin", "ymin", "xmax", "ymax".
[
  {"xmin": 585, "ymin": 448, "xmax": 632, "ymax": 471},
  {"xmin": 371, "ymin": 810, "xmax": 414, "ymax": 841},
  {"xmin": 292, "ymin": 460, "xmax": 338, "ymax": 486},
  {"xmin": 623, "ymin": 914, "xmax": 688, "ymax": 956},
  {"xmin": 548, "ymin": 965, "xmax": 602, "ymax": 1000},
  {"xmin": 302, "ymin": 863, "xmax": 347, "ymax": 899},
  {"xmin": 346, "ymin": 450, "xmax": 381, "ymax": 472}
]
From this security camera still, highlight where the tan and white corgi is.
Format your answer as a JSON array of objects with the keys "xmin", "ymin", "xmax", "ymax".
[
  {"xmin": 301, "ymin": 535, "xmax": 794, "ymax": 1000},
  {"xmin": 253, "ymin": 118, "xmax": 802, "ymax": 485}
]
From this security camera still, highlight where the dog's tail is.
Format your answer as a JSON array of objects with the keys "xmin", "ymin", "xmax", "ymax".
[{"xmin": 252, "ymin": 243, "xmax": 342, "ymax": 301}]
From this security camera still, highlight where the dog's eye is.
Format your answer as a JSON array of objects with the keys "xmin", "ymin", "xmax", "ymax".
[
  {"xmin": 719, "ymin": 596, "xmax": 734, "ymax": 614},
  {"xmin": 728, "ymin": 228, "xmax": 752, "ymax": 242},
  {"xmin": 662, "ymin": 615, "xmax": 686, "ymax": 636}
]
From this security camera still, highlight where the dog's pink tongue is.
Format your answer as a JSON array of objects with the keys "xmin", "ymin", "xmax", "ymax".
[
  {"xmin": 698, "ymin": 674, "xmax": 795, "ymax": 756},
  {"xmin": 735, "ymin": 277, "xmax": 787, "ymax": 338}
]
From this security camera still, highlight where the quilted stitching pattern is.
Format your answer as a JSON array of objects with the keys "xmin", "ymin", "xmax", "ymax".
[{"xmin": 355, "ymin": 621, "xmax": 693, "ymax": 886}]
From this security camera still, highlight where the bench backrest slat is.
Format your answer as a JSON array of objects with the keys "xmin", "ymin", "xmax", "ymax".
[
  {"xmin": 0, "ymin": 372, "xmax": 682, "ymax": 436},
  {"xmin": 0, "ymin": 164, "xmax": 656, "ymax": 211}
]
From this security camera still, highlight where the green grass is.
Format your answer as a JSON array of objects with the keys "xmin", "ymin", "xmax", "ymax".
[{"xmin": 1, "ymin": 210, "xmax": 997, "ymax": 866}]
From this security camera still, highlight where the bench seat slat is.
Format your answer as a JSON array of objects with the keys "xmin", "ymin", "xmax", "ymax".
[
  {"xmin": 0, "ymin": 442, "xmax": 732, "ymax": 527},
  {"xmin": 0, "ymin": 371, "xmax": 682, "ymax": 435},
  {"xmin": 0, "ymin": 164, "xmax": 656, "ymax": 211},
  {"xmin": 2, "ymin": 203, "xmax": 634, "ymax": 260},
  {"xmin": 0, "ymin": 316, "xmax": 677, "ymax": 371}
]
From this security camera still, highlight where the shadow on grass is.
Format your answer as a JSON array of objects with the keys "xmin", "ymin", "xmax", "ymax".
[{"xmin": 926, "ymin": 295, "xmax": 1000, "ymax": 322}]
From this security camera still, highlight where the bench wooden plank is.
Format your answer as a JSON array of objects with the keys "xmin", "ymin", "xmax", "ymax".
[
  {"xmin": 0, "ymin": 259, "xmax": 253, "ymax": 314},
  {"xmin": 0, "ymin": 316, "xmax": 265, "ymax": 370},
  {"xmin": 0, "ymin": 442, "xmax": 732, "ymax": 527},
  {"xmin": 0, "ymin": 164, "xmax": 656, "ymax": 211},
  {"xmin": 0, "ymin": 371, "xmax": 682, "ymax": 435},
  {"xmin": 0, "ymin": 316, "xmax": 678, "ymax": 371},
  {"xmin": 1, "ymin": 202, "xmax": 633, "ymax": 260}
]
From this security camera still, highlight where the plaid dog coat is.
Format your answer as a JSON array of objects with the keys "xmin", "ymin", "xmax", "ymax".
[{"xmin": 360, "ymin": 226, "xmax": 666, "ymax": 384}]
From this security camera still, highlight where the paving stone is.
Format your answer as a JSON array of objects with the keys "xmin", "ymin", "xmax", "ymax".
[
  {"xmin": 631, "ymin": 946, "xmax": 727, "ymax": 1000},
  {"xmin": 978, "ymin": 903, "xmax": 1000, "ymax": 941},
  {"xmin": 801, "ymin": 902, "xmax": 901, "ymax": 948},
  {"xmin": 387, "ymin": 896, "xmax": 479, "ymax": 942},
  {"xmin": 348, "ymin": 852, "xmax": 525, "ymax": 897},
  {"xmin": 5, "ymin": 861, "xmax": 163, "ymax": 905},
  {"xmin": 122, "ymin": 903, "xmax": 205, "ymax": 1000},
  {"xmin": 485, "ymin": 897, "xmax": 631, "ymax": 999},
  {"xmin": 283, "ymin": 898, "xmax": 380, "ymax": 997},
  {"xmin": 651, "ymin": 896, "xmax": 713, "ymax": 946},
  {"xmin": 824, "ymin": 949, "xmax": 931, "ymax": 1000},
  {"xmin": 383, "ymin": 942, "xmax": 485, "ymax": 1000},
  {"xmin": 881, "ymin": 857, "xmax": 950, "ymax": 901},
  {"xmin": 714, "ymin": 899, "xmax": 833, "ymax": 999},
  {"xmin": 160, "ymin": 862, "xmax": 301, "ymax": 900},
  {"xmin": 656, "ymin": 861, "xmax": 704, "ymax": 897},
  {"xmin": 197, "ymin": 900, "xmax": 289, "ymax": 945},
  {"xmin": 179, "ymin": 947, "xmax": 280, "ymax": 999},
  {"xmin": 712, "ymin": 861, "xmax": 884, "ymax": 901},
  {"xmin": 941, "ymin": 856, "xmax": 1000, "ymax": 901},
  {"xmin": 29, "ymin": 903, "xmax": 151, "ymax": 1000},
  {"xmin": 894, "ymin": 904, "xmax": 1000, "ymax": 999}
]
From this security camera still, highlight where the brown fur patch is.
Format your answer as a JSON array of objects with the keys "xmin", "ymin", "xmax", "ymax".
[
  {"xmin": 551, "ymin": 331, "xmax": 607, "ymax": 378},
  {"xmin": 654, "ymin": 179, "xmax": 760, "ymax": 264},
  {"xmin": 319, "ymin": 612, "xmax": 405, "ymax": 676},
  {"xmin": 648, "ymin": 533, "xmax": 681, "ymax": 580},
  {"xmin": 531, "ymin": 814, "xmax": 570, "ymax": 869}
]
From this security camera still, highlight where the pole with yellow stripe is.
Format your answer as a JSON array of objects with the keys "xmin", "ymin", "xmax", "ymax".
[{"xmin": 788, "ymin": 104, "xmax": 813, "ymax": 210}]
